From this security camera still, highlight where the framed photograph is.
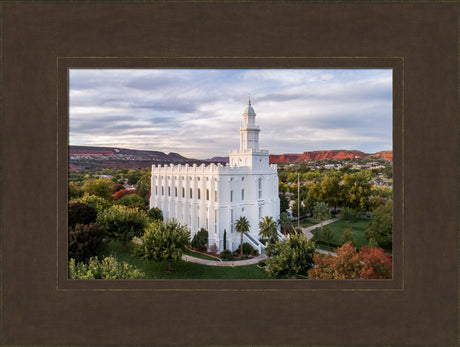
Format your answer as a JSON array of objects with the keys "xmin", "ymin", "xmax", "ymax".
[{"xmin": 2, "ymin": 1, "xmax": 457, "ymax": 345}]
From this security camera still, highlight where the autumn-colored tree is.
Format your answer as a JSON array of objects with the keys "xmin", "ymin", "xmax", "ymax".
[
  {"xmin": 111, "ymin": 183, "xmax": 125, "ymax": 194},
  {"xmin": 308, "ymin": 242, "xmax": 362, "ymax": 279},
  {"xmin": 358, "ymin": 246, "xmax": 392, "ymax": 279},
  {"xmin": 113, "ymin": 189, "xmax": 137, "ymax": 200},
  {"xmin": 308, "ymin": 242, "xmax": 392, "ymax": 279}
]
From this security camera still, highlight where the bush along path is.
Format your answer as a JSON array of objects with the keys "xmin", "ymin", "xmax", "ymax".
[{"xmin": 182, "ymin": 254, "xmax": 268, "ymax": 267}]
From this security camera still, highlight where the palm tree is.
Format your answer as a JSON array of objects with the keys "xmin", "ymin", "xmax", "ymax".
[
  {"xmin": 259, "ymin": 216, "xmax": 279, "ymax": 244},
  {"xmin": 235, "ymin": 216, "xmax": 250, "ymax": 257},
  {"xmin": 278, "ymin": 212, "xmax": 293, "ymax": 238}
]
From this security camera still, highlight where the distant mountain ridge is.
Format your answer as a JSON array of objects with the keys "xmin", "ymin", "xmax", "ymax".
[
  {"xmin": 69, "ymin": 145, "xmax": 202, "ymax": 170},
  {"xmin": 206, "ymin": 150, "xmax": 392, "ymax": 163},
  {"xmin": 69, "ymin": 146, "xmax": 392, "ymax": 171}
]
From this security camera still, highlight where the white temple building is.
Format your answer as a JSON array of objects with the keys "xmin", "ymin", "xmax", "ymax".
[{"xmin": 150, "ymin": 100, "xmax": 280, "ymax": 254}]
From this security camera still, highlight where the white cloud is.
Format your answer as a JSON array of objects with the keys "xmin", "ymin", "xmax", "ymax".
[{"xmin": 69, "ymin": 69, "xmax": 392, "ymax": 158}]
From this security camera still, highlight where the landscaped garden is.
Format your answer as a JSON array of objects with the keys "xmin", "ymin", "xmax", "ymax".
[{"xmin": 311, "ymin": 218, "xmax": 370, "ymax": 250}]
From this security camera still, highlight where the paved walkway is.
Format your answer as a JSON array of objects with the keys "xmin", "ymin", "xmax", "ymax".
[
  {"xmin": 182, "ymin": 254, "xmax": 268, "ymax": 267},
  {"xmin": 182, "ymin": 218, "xmax": 340, "ymax": 266}
]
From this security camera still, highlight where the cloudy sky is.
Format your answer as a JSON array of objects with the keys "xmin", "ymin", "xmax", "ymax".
[{"xmin": 69, "ymin": 69, "xmax": 392, "ymax": 159}]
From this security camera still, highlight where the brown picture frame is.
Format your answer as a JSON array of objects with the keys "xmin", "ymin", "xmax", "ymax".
[{"xmin": 1, "ymin": 1, "xmax": 457, "ymax": 345}]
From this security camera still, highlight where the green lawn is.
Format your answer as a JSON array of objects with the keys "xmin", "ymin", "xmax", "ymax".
[
  {"xmin": 311, "ymin": 218, "xmax": 370, "ymax": 250},
  {"xmin": 109, "ymin": 241, "xmax": 269, "ymax": 279}
]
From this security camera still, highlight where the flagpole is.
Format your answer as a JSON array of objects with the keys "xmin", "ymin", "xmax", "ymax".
[{"xmin": 297, "ymin": 172, "xmax": 300, "ymax": 228}]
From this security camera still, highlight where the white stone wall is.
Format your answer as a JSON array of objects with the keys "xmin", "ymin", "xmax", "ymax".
[{"xmin": 150, "ymin": 162, "xmax": 279, "ymax": 253}]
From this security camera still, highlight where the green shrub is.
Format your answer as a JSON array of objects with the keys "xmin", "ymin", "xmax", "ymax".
[
  {"xmin": 147, "ymin": 207, "xmax": 163, "ymax": 221},
  {"xmin": 235, "ymin": 242, "xmax": 259, "ymax": 256},
  {"xmin": 68, "ymin": 256, "xmax": 145, "ymax": 279},
  {"xmin": 96, "ymin": 205, "xmax": 148, "ymax": 247},
  {"xmin": 341, "ymin": 207, "xmax": 359, "ymax": 221},
  {"xmin": 220, "ymin": 249, "xmax": 234, "ymax": 261},
  {"xmin": 68, "ymin": 202, "xmax": 98, "ymax": 228},
  {"xmin": 191, "ymin": 228, "xmax": 208, "ymax": 251},
  {"xmin": 68, "ymin": 223, "xmax": 109, "ymax": 263},
  {"xmin": 117, "ymin": 193, "xmax": 145, "ymax": 207},
  {"xmin": 75, "ymin": 194, "xmax": 112, "ymax": 214}
]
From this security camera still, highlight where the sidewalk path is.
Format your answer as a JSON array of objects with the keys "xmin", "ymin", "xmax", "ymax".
[
  {"xmin": 298, "ymin": 217, "xmax": 340, "ymax": 257},
  {"xmin": 299, "ymin": 216, "xmax": 340, "ymax": 240},
  {"xmin": 182, "ymin": 254, "xmax": 268, "ymax": 267}
]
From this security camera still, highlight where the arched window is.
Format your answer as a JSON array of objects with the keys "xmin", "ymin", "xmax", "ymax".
[
  {"xmin": 241, "ymin": 189, "xmax": 245, "ymax": 200},
  {"xmin": 198, "ymin": 189, "xmax": 201, "ymax": 200},
  {"xmin": 190, "ymin": 188, "xmax": 193, "ymax": 199},
  {"xmin": 214, "ymin": 190, "xmax": 217, "ymax": 202},
  {"xmin": 175, "ymin": 187, "xmax": 177, "ymax": 197},
  {"xmin": 230, "ymin": 190, "xmax": 233, "ymax": 202},
  {"xmin": 162, "ymin": 187, "xmax": 164, "ymax": 196},
  {"xmin": 155, "ymin": 186, "xmax": 158, "ymax": 195},
  {"xmin": 206, "ymin": 189, "xmax": 209, "ymax": 200},
  {"xmin": 258, "ymin": 178, "xmax": 262, "ymax": 199},
  {"xmin": 168, "ymin": 186, "xmax": 171, "ymax": 196},
  {"xmin": 182, "ymin": 187, "xmax": 185, "ymax": 198}
]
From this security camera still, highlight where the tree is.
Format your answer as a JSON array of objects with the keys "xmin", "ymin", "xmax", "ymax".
[
  {"xmin": 278, "ymin": 212, "xmax": 293, "ymax": 238},
  {"xmin": 258, "ymin": 216, "xmax": 279, "ymax": 244},
  {"xmin": 313, "ymin": 202, "xmax": 331, "ymax": 231},
  {"xmin": 340, "ymin": 224, "xmax": 356, "ymax": 246},
  {"xmin": 127, "ymin": 170, "xmax": 141, "ymax": 185},
  {"xmin": 191, "ymin": 228, "xmax": 208, "ymax": 251},
  {"xmin": 111, "ymin": 183, "xmax": 125, "ymax": 193},
  {"xmin": 359, "ymin": 246, "xmax": 392, "ymax": 279},
  {"xmin": 291, "ymin": 198, "xmax": 307, "ymax": 219},
  {"xmin": 308, "ymin": 242, "xmax": 362, "ymax": 279},
  {"xmin": 113, "ymin": 188, "xmax": 137, "ymax": 200},
  {"xmin": 265, "ymin": 231, "xmax": 316, "ymax": 278},
  {"xmin": 309, "ymin": 176, "xmax": 342, "ymax": 211},
  {"xmin": 68, "ymin": 201, "xmax": 98, "ymax": 228},
  {"xmin": 340, "ymin": 207, "xmax": 358, "ymax": 221},
  {"xmin": 136, "ymin": 172, "xmax": 151, "ymax": 199},
  {"xmin": 96, "ymin": 205, "xmax": 148, "ymax": 248},
  {"xmin": 75, "ymin": 194, "xmax": 112, "ymax": 214},
  {"xmin": 365, "ymin": 201, "xmax": 392, "ymax": 249},
  {"xmin": 135, "ymin": 219, "xmax": 191, "ymax": 272},
  {"xmin": 367, "ymin": 238, "xmax": 379, "ymax": 248},
  {"xmin": 117, "ymin": 193, "xmax": 145, "ymax": 208},
  {"xmin": 321, "ymin": 226, "xmax": 335, "ymax": 247},
  {"xmin": 342, "ymin": 171, "xmax": 372, "ymax": 211},
  {"xmin": 68, "ymin": 223, "xmax": 109, "ymax": 263},
  {"xmin": 68, "ymin": 257, "xmax": 145, "ymax": 279},
  {"xmin": 303, "ymin": 193, "xmax": 317, "ymax": 215},
  {"xmin": 235, "ymin": 216, "xmax": 250, "ymax": 257},
  {"xmin": 308, "ymin": 242, "xmax": 392, "ymax": 279},
  {"xmin": 69, "ymin": 182, "xmax": 84, "ymax": 199},
  {"xmin": 279, "ymin": 193, "xmax": 290, "ymax": 213},
  {"xmin": 147, "ymin": 207, "xmax": 163, "ymax": 222},
  {"xmin": 82, "ymin": 177, "xmax": 114, "ymax": 201}
]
